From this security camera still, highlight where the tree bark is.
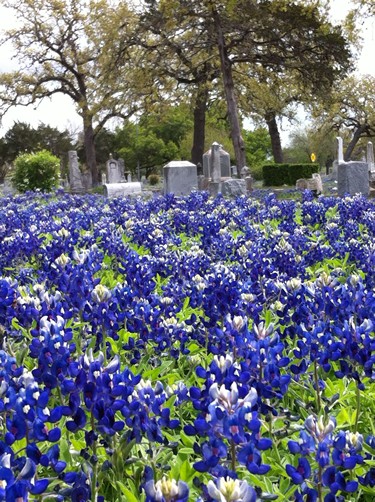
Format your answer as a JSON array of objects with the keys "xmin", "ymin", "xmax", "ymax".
[
  {"xmin": 344, "ymin": 125, "xmax": 367, "ymax": 161},
  {"xmin": 212, "ymin": 8, "xmax": 246, "ymax": 170},
  {"xmin": 191, "ymin": 83, "xmax": 208, "ymax": 167},
  {"xmin": 83, "ymin": 117, "xmax": 99, "ymax": 186},
  {"xmin": 265, "ymin": 111, "xmax": 283, "ymax": 163}
]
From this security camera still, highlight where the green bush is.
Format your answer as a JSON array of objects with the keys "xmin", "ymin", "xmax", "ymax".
[
  {"xmin": 12, "ymin": 150, "xmax": 60, "ymax": 193},
  {"xmin": 249, "ymin": 164, "xmax": 264, "ymax": 181},
  {"xmin": 262, "ymin": 163, "xmax": 319, "ymax": 186},
  {"xmin": 148, "ymin": 174, "xmax": 160, "ymax": 186}
]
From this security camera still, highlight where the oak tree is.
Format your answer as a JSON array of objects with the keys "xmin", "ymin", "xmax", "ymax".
[{"xmin": 0, "ymin": 0, "xmax": 143, "ymax": 185}]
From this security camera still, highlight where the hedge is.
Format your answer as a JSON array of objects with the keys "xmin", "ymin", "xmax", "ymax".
[{"xmin": 262, "ymin": 163, "xmax": 319, "ymax": 187}]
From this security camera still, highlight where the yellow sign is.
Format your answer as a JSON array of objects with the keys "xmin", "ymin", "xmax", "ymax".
[{"xmin": 311, "ymin": 153, "xmax": 316, "ymax": 162}]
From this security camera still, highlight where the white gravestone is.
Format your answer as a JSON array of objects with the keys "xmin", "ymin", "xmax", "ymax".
[
  {"xmin": 367, "ymin": 142, "xmax": 375, "ymax": 172},
  {"xmin": 104, "ymin": 182, "xmax": 142, "ymax": 198},
  {"xmin": 106, "ymin": 156, "xmax": 122, "ymax": 184},
  {"xmin": 336, "ymin": 137, "xmax": 344, "ymax": 164},
  {"xmin": 163, "ymin": 161, "xmax": 197, "ymax": 196}
]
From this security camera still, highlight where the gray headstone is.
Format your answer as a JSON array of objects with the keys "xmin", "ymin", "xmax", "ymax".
[
  {"xmin": 101, "ymin": 172, "xmax": 107, "ymax": 185},
  {"xmin": 106, "ymin": 156, "xmax": 122, "ymax": 184},
  {"xmin": 210, "ymin": 142, "xmax": 221, "ymax": 183},
  {"xmin": 118, "ymin": 158, "xmax": 126, "ymax": 181},
  {"xmin": 1, "ymin": 178, "xmax": 15, "ymax": 196},
  {"xmin": 221, "ymin": 179, "xmax": 246, "ymax": 197},
  {"xmin": 163, "ymin": 160, "xmax": 197, "ymax": 196},
  {"xmin": 68, "ymin": 151, "xmax": 84, "ymax": 193},
  {"xmin": 296, "ymin": 178, "xmax": 308, "ymax": 190},
  {"xmin": 127, "ymin": 173, "xmax": 132, "ymax": 183},
  {"xmin": 203, "ymin": 143, "xmax": 231, "ymax": 179},
  {"xmin": 367, "ymin": 142, "xmax": 374, "ymax": 172},
  {"xmin": 337, "ymin": 161, "xmax": 369, "ymax": 197},
  {"xmin": 219, "ymin": 146, "xmax": 231, "ymax": 177},
  {"xmin": 245, "ymin": 176, "xmax": 253, "ymax": 193},
  {"xmin": 82, "ymin": 171, "xmax": 92, "ymax": 191},
  {"xmin": 104, "ymin": 182, "xmax": 142, "ymax": 198},
  {"xmin": 311, "ymin": 173, "xmax": 323, "ymax": 194}
]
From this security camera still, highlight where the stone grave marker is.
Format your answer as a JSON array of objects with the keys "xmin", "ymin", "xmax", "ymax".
[
  {"xmin": 82, "ymin": 170, "xmax": 92, "ymax": 191},
  {"xmin": 367, "ymin": 141, "xmax": 374, "ymax": 172},
  {"xmin": 118, "ymin": 158, "xmax": 126, "ymax": 181},
  {"xmin": 337, "ymin": 136, "xmax": 344, "ymax": 164},
  {"xmin": 338, "ymin": 161, "xmax": 369, "ymax": 197},
  {"xmin": 203, "ymin": 142, "xmax": 231, "ymax": 179},
  {"xmin": 68, "ymin": 151, "xmax": 84, "ymax": 193},
  {"xmin": 336, "ymin": 137, "xmax": 369, "ymax": 196},
  {"xmin": 163, "ymin": 160, "xmax": 197, "ymax": 196},
  {"xmin": 106, "ymin": 155, "xmax": 122, "ymax": 184},
  {"xmin": 104, "ymin": 182, "xmax": 142, "ymax": 198}
]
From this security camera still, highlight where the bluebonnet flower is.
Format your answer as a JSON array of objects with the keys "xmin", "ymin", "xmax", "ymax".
[
  {"xmin": 206, "ymin": 477, "xmax": 256, "ymax": 502},
  {"xmin": 332, "ymin": 431, "xmax": 364, "ymax": 469},
  {"xmin": 144, "ymin": 476, "xmax": 189, "ymax": 502},
  {"xmin": 286, "ymin": 457, "xmax": 311, "ymax": 484}
]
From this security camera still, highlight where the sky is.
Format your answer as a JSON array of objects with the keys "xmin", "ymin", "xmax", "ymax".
[{"xmin": 0, "ymin": 1, "xmax": 374, "ymax": 140}]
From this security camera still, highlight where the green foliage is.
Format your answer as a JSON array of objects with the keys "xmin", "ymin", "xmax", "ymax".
[
  {"xmin": 284, "ymin": 126, "xmax": 336, "ymax": 169},
  {"xmin": 114, "ymin": 108, "xmax": 192, "ymax": 177},
  {"xmin": 3, "ymin": 122, "xmax": 74, "ymax": 164},
  {"xmin": 148, "ymin": 174, "xmax": 160, "ymax": 185},
  {"xmin": 243, "ymin": 127, "xmax": 272, "ymax": 180},
  {"xmin": 12, "ymin": 150, "xmax": 60, "ymax": 192},
  {"xmin": 262, "ymin": 163, "xmax": 319, "ymax": 187}
]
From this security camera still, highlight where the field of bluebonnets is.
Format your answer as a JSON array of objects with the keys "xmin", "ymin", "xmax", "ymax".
[{"xmin": 3, "ymin": 188, "xmax": 375, "ymax": 501}]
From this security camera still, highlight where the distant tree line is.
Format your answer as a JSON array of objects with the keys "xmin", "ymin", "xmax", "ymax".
[
  {"xmin": 0, "ymin": 107, "xmax": 273, "ymax": 183},
  {"xmin": 1, "ymin": 0, "xmax": 374, "ymax": 186}
]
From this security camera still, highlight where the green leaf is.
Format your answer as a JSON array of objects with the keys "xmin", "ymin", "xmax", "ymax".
[
  {"xmin": 178, "ymin": 447, "xmax": 194, "ymax": 455},
  {"xmin": 106, "ymin": 336, "xmax": 119, "ymax": 355},
  {"xmin": 116, "ymin": 482, "xmax": 139, "ymax": 502},
  {"xmin": 179, "ymin": 459, "xmax": 195, "ymax": 482}
]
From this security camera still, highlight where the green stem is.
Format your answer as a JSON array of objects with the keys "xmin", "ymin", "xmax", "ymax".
[
  {"xmin": 230, "ymin": 440, "xmax": 236, "ymax": 472},
  {"xmin": 317, "ymin": 465, "xmax": 323, "ymax": 502},
  {"xmin": 91, "ymin": 414, "xmax": 98, "ymax": 502},
  {"xmin": 314, "ymin": 360, "xmax": 321, "ymax": 413},
  {"xmin": 268, "ymin": 412, "xmax": 282, "ymax": 464},
  {"xmin": 102, "ymin": 325, "xmax": 107, "ymax": 366},
  {"xmin": 355, "ymin": 384, "xmax": 361, "ymax": 433}
]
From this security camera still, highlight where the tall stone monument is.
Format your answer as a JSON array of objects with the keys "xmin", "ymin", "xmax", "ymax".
[
  {"xmin": 203, "ymin": 142, "xmax": 231, "ymax": 179},
  {"xmin": 68, "ymin": 151, "xmax": 84, "ymax": 193},
  {"xmin": 367, "ymin": 141, "xmax": 374, "ymax": 172}
]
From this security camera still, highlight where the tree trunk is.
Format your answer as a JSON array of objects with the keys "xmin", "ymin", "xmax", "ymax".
[
  {"xmin": 265, "ymin": 111, "xmax": 283, "ymax": 163},
  {"xmin": 83, "ymin": 118, "xmax": 99, "ymax": 186},
  {"xmin": 344, "ymin": 125, "xmax": 366, "ymax": 161},
  {"xmin": 191, "ymin": 83, "xmax": 208, "ymax": 168},
  {"xmin": 212, "ymin": 9, "xmax": 246, "ymax": 170}
]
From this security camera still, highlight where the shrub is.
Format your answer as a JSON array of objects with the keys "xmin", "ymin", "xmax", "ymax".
[
  {"xmin": 148, "ymin": 174, "xmax": 160, "ymax": 186},
  {"xmin": 12, "ymin": 150, "xmax": 60, "ymax": 193},
  {"xmin": 262, "ymin": 163, "xmax": 319, "ymax": 186},
  {"xmin": 250, "ymin": 164, "xmax": 264, "ymax": 181}
]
